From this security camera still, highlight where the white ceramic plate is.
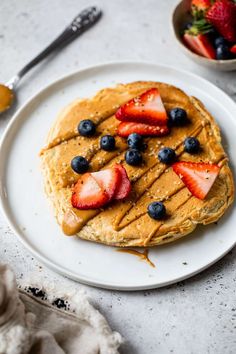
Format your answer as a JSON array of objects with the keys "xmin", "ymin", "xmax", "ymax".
[{"xmin": 0, "ymin": 62, "xmax": 235, "ymax": 291}]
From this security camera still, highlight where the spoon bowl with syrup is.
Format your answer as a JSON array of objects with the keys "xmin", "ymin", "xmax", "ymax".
[{"xmin": 0, "ymin": 84, "xmax": 14, "ymax": 113}]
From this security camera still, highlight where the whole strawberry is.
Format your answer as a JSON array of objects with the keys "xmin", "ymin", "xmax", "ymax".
[{"xmin": 206, "ymin": 0, "xmax": 236, "ymax": 42}]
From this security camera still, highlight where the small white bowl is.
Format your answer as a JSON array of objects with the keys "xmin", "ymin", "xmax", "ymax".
[{"xmin": 172, "ymin": 0, "xmax": 236, "ymax": 71}]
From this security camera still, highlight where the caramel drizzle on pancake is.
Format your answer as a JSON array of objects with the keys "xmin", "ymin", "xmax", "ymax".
[
  {"xmin": 43, "ymin": 95, "xmax": 226, "ymax": 239},
  {"xmin": 61, "ymin": 122, "xmax": 223, "ymax": 237},
  {"xmin": 143, "ymin": 194, "xmax": 193, "ymax": 246},
  {"xmin": 45, "ymin": 109, "xmax": 120, "ymax": 151}
]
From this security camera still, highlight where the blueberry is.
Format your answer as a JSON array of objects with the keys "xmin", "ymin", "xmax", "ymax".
[
  {"xmin": 147, "ymin": 202, "xmax": 166, "ymax": 220},
  {"xmin": 184, "ymin": 137, "xmax": 200, "ymax": 153},
  {"xmin": 127, "ymin": 133, "xmax": 143, "ymax": 150},
  {"xmin": 71, "ymin": 156, "xmax": 89, "ymax": 174},
  {"xmin": 78, "ymin": 119, "xmax": 96, "ymax": 137},
  {"xmin": 158, "ymin": 147, "xmax": 176, "ymax": 164},
  {"xmin": 216, "ymin": 44, "xmax": 231, "ymax": 60},
  {"xmin": 214, "ymin": 36, "xmax": 226, "ymax": 48},
  {"xmin": 169, "ymin": 108, "xmax": 187, "ymax": 126},
  {"xmin": 100, "ymin": 135, "xmax": 116, "ymax": 151},
  {"xmin": 208, "ymin": 28, "xmax": 218, "ymax": 40},
  {"xmin": 208, "ymin": 30, "xmax": 219, "ymax": 45},
  {"xmin": 125, "ymin": 149, "xmax": 142, "ymax": 166},
  {"xmin": 183, "ymin": 22, "xmax": 192, "ymax": 31}
]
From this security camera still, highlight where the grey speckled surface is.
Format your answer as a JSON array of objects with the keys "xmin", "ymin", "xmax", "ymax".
[{"xmin": 1, "ymin": 1, "xmax": 236, "ymax": 353}]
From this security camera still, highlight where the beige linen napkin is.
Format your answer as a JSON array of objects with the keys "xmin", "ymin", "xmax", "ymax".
[{"xmin": 0, "ymin": 264, "xmax": 122, "ymax": 354}]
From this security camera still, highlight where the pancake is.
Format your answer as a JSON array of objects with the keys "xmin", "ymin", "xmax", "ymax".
[{"xmin": 40, "ymin": 81, "xmax": 234, "ymax": 247}]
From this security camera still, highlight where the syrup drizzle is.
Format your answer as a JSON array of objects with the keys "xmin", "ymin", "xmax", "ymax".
[
  {"xmin": 117, "ymin": 248, "xmax": 155, "ymax": 268},
  {"xmin": 43, "ymin": 92, "xmax": 227, "ymax": 243},
  {"xmin": 62, "ymin": 123, "xmax": 209, "ymax": 237}
]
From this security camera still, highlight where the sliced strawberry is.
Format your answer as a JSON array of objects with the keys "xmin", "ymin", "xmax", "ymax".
[
  {"xmin": 115, "ymin": 88, "xmax": 168, "ymax": 126},
  {"xmin": 206, "ymin": 0, "xmax": 236, "ymax": 43},
  {"xmin": 172, "ymin": 161, "xmax": 220, "ymax": 200},
  {"xmin": 72, "ymin": 173, "xmax": 109, "ymax": 209},
  {"xmin": 113, "ymin": 164, "xmax": 131, "ymax": 200},
  {"xmin": 117, "ymin": 122, "xmax": 169, "ymax": 137},
  {"xmin": 196, "ymin": 34, "xmax": 216, "ymax": 59},
  {"xmin": 230, "ymin": 44, "xmax": 236, "ymax": 54},
  {"xmin": 183, "ymin": 33, "xmax": 216, "ymax": 59},
  {"xmin": 183, "ymin": 33, "xmax": 203, "ymax": 56},
  {"xmin": 92, "ymin": 168, "xmax": 121, "ymax": 201}
]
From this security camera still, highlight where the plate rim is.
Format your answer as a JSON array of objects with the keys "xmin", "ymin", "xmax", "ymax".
[{"xmin": 0, "ymin": 60, "xmax": 236, "ymax": 291}]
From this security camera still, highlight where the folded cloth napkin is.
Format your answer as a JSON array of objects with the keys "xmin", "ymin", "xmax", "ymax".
[{"xmin": 0, "ymin": 264, "xmax": 122, "ymax": 354}]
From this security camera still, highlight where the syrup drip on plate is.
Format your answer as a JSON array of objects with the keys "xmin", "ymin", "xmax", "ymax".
[{"xmin": 117, "ymin": 248, "xmax": 155, "ymax": 268}]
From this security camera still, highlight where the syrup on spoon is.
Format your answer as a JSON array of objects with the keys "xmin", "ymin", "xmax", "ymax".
[{"xmin": 0, "ymin": 84, "xmax": 13, "ymax": 113}]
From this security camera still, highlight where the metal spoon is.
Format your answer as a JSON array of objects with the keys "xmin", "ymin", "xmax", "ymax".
[{"xmin": 0, "ymin": 6, "xmax": 102, "ymax": 114}]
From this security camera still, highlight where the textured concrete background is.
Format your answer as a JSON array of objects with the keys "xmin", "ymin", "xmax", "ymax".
[{"xmin": 1, "ymin": 1, "xmax": 236, "ymax": 353}]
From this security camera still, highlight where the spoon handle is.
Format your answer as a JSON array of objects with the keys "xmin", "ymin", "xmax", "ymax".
[{"xmin": 6, "ymin": 6, "xmax": 102, "ymax": 90}]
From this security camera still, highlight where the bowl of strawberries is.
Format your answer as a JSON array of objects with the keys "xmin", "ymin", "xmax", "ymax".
[{"xmin": 172, "ymin": 0, "xmax": 236, "ymax": 70}]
